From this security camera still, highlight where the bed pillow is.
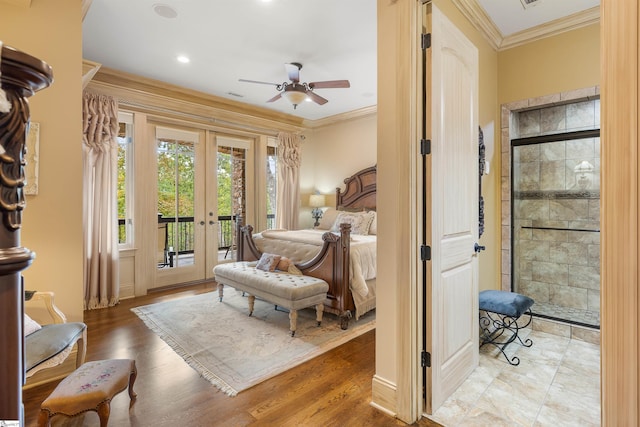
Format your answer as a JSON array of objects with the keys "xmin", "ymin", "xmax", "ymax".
[
  {"xmin": 368, "ymin": 210, "xmax": 377, "ymax": 235},
  {"xmin": 331, "ymin": 211, "xmax": 375, "ymax": 235},
  {"xmin": 256, "ymin": 253, "xmax": 281, "ymax": 272},
  {"xmin": 317, "ymin": 208, "xmax": 339, "ymax": 230},
  {"xmin": 24, "ymin": 313, "xmax": 42, "ymax": 336}
]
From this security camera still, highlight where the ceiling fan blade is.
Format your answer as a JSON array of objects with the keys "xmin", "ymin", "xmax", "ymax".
[
  {"xmin": 266, "ymin": 93, "xmax": 282, "ymax": 103},
  {"xmin": 239, "ymin": 78, "xmax": 279, "ymax": 86},
  {"xmin": 306, "ymin": 90, "xmax": 328, "ymax": 105},
  {"xmin": 308, "ymin": 80, "xmax": 350, "ymax": 89},
  {"xmin": 285, "ymin": 63, "xmax": 301, "ymax": 83}
]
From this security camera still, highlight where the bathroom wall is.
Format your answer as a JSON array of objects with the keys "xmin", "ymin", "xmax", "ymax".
[{"xmin": 512, "ymin": 99, "xmax": 600, "ymax": 326}]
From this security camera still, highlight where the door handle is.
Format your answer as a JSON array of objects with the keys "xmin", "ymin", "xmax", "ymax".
[
  {"xmin": 474, "ymin": 243, "xmax": 485, "ymax": 253},
  {"xmin": 209, "ymin": 220, "xmax": 216, "ymax": 225},
  {"xmin": 199, "ymin": 221, "xmax": 205, "ymax": 226}
]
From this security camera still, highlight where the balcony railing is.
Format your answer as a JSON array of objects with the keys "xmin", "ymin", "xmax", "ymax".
[{"xmin": 119, "ymin": 214, "xmax": 276, "ymax": 253}]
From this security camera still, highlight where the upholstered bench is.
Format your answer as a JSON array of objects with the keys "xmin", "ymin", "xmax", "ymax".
[
  {"xmin": 479, "ymin": 290, "xmax": 534, "ymax": 366},
  {"xmin": 213, "ymin": 261, "xmax": 329, "ymax": 336},
  {"xmin": 38, "ymin": 359, "xmax": 137, "ymax": 427}
]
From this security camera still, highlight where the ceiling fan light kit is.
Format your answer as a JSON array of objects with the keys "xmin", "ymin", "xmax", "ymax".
[
  {"xmin": 239, "ymin": 62, "xmax": 350, "ymax": 110},
  {"xmin": 281, "ymin": 84, "xmax": 310, "ymax": 109}
]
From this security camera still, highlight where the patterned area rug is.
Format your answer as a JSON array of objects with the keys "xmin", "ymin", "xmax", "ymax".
[{"xmin": 132, "ymin": 290, "xmax": 375, "ymax": 396}]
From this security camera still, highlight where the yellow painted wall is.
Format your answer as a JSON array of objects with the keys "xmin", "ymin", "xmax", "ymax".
[
  {"xmin": 0, "ymin": 1, "xmax": 84, "ymax": 322},
  {"xmin": 498, "ymin": 24, "xmax": 600, "ymax": 104},
  {"xmin": 299, "ymin": 114, "xmax": 377, "ymax": 228}
]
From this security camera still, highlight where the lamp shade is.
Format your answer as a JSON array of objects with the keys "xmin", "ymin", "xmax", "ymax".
[{"xmin": 309, "ymin": 194, "xmax": 326, "ymax": 208}]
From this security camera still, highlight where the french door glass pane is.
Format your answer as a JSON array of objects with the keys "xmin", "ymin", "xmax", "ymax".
[
  {"xmin": 157, "ymin": 138, "xmax": 196, "ymax": 268},
  {"xmin": 217, "ymin": 146, "xmax": 246, "ymax": 255},
  {"xmin": 266, "ymin": 145, "xmax": 277, "ymax": 229}
]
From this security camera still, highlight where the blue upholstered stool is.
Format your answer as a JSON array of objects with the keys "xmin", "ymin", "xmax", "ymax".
[{"xmin": 479, "ymin": 290, "xmax": 534, "ymax": 366}]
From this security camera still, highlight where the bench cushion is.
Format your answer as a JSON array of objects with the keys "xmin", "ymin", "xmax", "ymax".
[
  {"xmin": 214, "ymin": 262, "xmax": 328, "ymax": 302},
  {"xmin": 479, "ymin": 290, "xmax": 534, "ymax": 318},
  {"xmin": 214, "ymin": 262, "xmax": 329, "ymax": 312},
  {"xmin": 25, "ymin": 322, "xmax": 86, "ymax": 372},
  {"xmin": 41, "ymin": 359, "xmax": 135, "ymax": 415}
]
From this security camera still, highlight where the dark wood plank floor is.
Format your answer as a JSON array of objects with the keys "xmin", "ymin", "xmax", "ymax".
[{"xmin": 23, "ymin": 282, "xmax": 442, "ymax": 427}]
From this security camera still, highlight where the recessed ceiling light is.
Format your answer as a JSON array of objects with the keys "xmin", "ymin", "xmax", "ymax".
[
  {"xmin": 177, "ymin": 55, "xmax": 190, "ymax": 64},
  {"xmin": 153, "ymin": 4, "xmax": 178, "ymax": 19}
]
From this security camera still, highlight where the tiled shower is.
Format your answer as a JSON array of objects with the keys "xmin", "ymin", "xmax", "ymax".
[{"xmin": 511, "ymin": 99, "xmax": 600, "ymax": 327}]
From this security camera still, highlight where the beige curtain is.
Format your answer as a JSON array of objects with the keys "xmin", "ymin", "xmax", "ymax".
[
  {"xmin": 82, "ymin": 92, "xmax": 120, "ymax": 309},
  {"xmin": 276, "ymin": 132, "xmax": 301, "ymax": 230}
]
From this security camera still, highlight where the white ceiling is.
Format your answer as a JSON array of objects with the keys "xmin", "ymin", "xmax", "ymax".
[{"xmin": 82, "ymin": 0, "xmax": 599, "ymax": 121}]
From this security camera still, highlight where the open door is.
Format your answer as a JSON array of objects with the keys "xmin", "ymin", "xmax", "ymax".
[{"xmin": 423, "ymin": 3, "xmax": 479, "ymax": 413}]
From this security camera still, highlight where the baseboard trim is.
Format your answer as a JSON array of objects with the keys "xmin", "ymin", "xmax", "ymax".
[{"xmin": 371, "ymin": 375, "xmax": 397, "ymax": 416}]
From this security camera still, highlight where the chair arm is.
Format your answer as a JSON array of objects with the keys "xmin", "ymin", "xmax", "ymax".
[{"xmin": 30, "ymin": 291, "xmax": 67, "ymax": 324}]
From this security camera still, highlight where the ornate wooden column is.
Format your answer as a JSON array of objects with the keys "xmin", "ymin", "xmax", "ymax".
[{"xmin": 0, "ymin": 44, "xmax": 53, "ymax": 423}]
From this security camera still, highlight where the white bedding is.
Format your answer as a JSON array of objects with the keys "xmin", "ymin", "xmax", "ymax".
[{"xmin": 252, "ymin": 228, "xmax": 376, "ymax": 319}]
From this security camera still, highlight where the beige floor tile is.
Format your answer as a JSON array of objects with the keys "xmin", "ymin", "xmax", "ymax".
[{"xmin": 462, "ymin": 406, "xmax": 529, "ymax": 427}]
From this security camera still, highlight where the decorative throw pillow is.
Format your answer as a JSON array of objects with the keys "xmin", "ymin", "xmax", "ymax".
[
  {"xmin": 276, "ymin": 257, "xmax": 292, "ymax": 271},
  {"xmin": 24, "ymin": 313, "xmax": 42, "ymax": 336},
  {"xmin": 317, "ymin": 208, "xmax": 339, "ymax": 230},
  {"xmin": 331, "ymin": 211, "xmax": 375, "ymax": 235},
  {"xmin": 368, "ymin": 210, "xmax": 377, "ymax": 235},
  {"xmin": 255, "ymin": 253, "xmax": 281, "ymax": 272}
]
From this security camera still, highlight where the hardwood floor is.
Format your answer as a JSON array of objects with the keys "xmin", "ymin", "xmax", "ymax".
[{"xmin": 23, "ymin": 283, "xmax": 441, "ymax": 427}]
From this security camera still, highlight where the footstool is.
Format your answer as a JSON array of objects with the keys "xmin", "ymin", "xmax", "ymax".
[
  {"xmin": 479, "ymin": 290, "xmax": 534, "ymax": 366},
  {"xmin": 38, "ymin": 359, "xmax": 137, "ymax": 427}
]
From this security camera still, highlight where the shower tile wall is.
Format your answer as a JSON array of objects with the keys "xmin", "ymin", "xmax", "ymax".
[{"xmin": 513, "ymin": 99, "xmax": 600, "ymax": 327}]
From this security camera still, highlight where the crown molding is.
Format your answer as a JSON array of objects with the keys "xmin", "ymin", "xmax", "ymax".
[
  {"xmin": 304, "ymin": 105, "xmax": 377, "ymax": 129},
  {"xmin": 82, "ymin": 59, "xmax": 101, "ymax": 89},
  {"xmin": 451, "ymin": 0, "xmax": 502, "ymax": 50},
  {"xmin": 451, "ymin": 1, "xmax": 600, "ymax": 51},
  {"xmin": 500, "ymin": 6, "xmax": 600, "ymax": 50}
]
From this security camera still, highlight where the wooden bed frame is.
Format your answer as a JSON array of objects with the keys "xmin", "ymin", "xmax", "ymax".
[{"xmin": 236, "ymin": 165, "xmax": 376, "ymax": 329}]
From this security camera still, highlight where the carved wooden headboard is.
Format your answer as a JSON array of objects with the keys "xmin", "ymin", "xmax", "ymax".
[{"xmin": 336, "ymin": 165, "xmax": 377, "ymax": 211}]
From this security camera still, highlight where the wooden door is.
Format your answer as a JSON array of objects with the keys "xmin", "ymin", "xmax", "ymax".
[{"xmin": 424, "ymin": 3, "xmax": 479, "ymax": 413}]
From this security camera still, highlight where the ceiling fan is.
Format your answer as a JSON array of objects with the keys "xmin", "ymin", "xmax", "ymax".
[{"xmin": 239, "ymin": 62, "xmax": 350, "ymax": 109}]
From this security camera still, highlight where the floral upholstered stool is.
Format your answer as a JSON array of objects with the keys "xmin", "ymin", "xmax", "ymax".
[{"xmin": 38, "ymin": 359, "xmax": 137, "ymax": 427}]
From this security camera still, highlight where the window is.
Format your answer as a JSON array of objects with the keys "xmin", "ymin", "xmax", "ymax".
[
  {"xmin": 117, "ymin": 112, "xmax": 134, "ymax": 246},
  {"xmin": 266, "ymin": 141, "xmax": 277, "ymax": 229}
]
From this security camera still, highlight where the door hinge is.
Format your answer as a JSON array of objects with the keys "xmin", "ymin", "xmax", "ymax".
[
  {"xmin": 421, "ymin": 33, "xmax": 431, "ymax": 50},
  {"xmin": 420, "ymin": 245, "xmax": 431, "ymax": 261},
  {"xmin": 420, "ymin": 139, "xmax": 431, "ymax": 155},
  {"xmin": 421, "ymin": 351, "xmax": 431, "ymax": 368}
]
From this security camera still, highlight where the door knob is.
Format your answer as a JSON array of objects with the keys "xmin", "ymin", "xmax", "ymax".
[
  {"xmin": 199, "ymin": 221, "xmax": 205, "ymax": 226},
  {"xmin": 474, "ymin": 243, "xmax": 485, "ymax": 253},
  {"xmin": 209, "ymin": 220, "xmax": 216, "ymax": 225}
]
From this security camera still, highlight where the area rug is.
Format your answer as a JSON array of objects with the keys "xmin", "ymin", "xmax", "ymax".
[{"xmin": 131, "ymin": 290, "xmax": 375, "ymax": 396}]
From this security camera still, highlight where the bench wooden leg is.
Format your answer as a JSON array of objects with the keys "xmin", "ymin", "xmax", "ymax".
[
  {"xmin": 96, "ymin": 401, "xmax": 111, "ymax": 427},
  {"xmin": 289, "ymin": 310, "xmax": 298, "ymax": 337},
  {"xmin": 128, "ymin": 361, "xmax": 138, "ymax": 403},
  {"xmin": 217, "ymin": 283, "xmax": 224, "ymax": 302},
  {"xmin": 247, "ymin": 295, "xmax": 255, "ymax": 316},
  {"xmin": 315, "ymin": 303, "xmax": 324, "ymax": 326}
]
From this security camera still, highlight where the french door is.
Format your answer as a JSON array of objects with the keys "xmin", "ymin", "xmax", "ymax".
[{"xmin": 152, "ymin": 124, "xmax": 252, "ymax": 289}]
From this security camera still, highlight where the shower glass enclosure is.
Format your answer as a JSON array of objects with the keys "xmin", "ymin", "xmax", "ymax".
[{"xmin": 511, "ymin": 99, "xmax": 600, "ymax": 328}]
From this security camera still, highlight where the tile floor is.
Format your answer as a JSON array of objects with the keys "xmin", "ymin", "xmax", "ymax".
[{"xmin": 426, "ymin": 323, "xmax": 601, "ymax": 426}]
